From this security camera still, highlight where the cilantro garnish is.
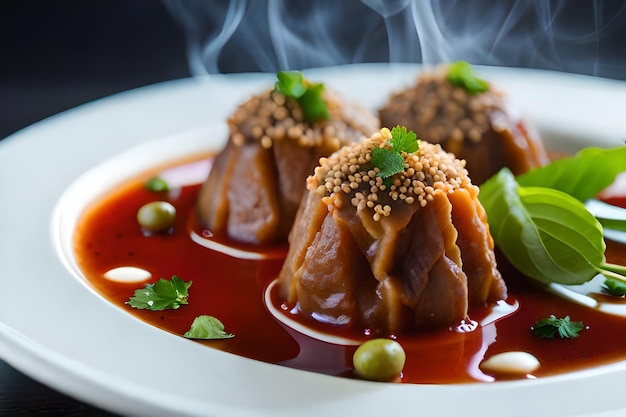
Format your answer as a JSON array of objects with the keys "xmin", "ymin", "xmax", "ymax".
[
  {"xmin": 275, "ymin": 71, "xmax": 329, "ymax": 123},
  {"xmin": 531, "ymin": 315, "xmax": 585, "ymax": 339},
  {"xmin": 390, "ymin": 126, "xmax": 419, "ymax": 154},
  {"xmin": 127, "ymin": 275, "xmax": 192, "ymax": 311},
  {"xmin": 371, "ymin": 147, "xmax": 405, "ymax": 178},
  {"xmin": 145, "ymin": 177, "xmax": 169, "ymax": 193},
  {"xmin": 183, "ymin": 315, "xmax": 234, "ymax": 340},
  {"xmin": 371, "ymin": 126, "xmax": 419, "ymax": 181},
  {"xmin": 447, "ymin": 61, "xmax": 489, "ymax": 95},
  {"xmin": 275, "ymin": 71, "xmax": 307, "ymax": 97}
]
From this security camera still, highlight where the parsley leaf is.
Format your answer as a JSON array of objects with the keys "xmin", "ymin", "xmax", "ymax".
[
  {"xmin": 275, "ymin": 71, "xmax": 329, "ymax": 123},
  {"xmin": 371, "ymin": 147, "xmax": 405, "ymax": 178},
  {"xmin": 447, "ymin": 61, "xmax": 489, "ymax": 95},
  {"xmin": 531, "ymin": 315, "xmax": 585, "ymax": 339},
  {"xmin": 371, "ymin": 126, "xmax": 420, "ymax": 181},
  {"xmin": 390, "ymin": 125, "xmax": 419, "ymax": 154},
  {"xmin": 127, "ymin": 275, "xmax": 192, "ymax": 311},
  {"xmin": 145, "ymin": 177, "xmax": 169, "ymax": 192},
  {"xmin": 183, "ymin": 315, "xmax": 234, "ymax": 340},
  {"xmin": 298, "ymin": 83, "xmax": 329, "ymax": 123},
  {"xmin": 275, "ymin": 71, "xmax": 307, "ymax": 98}
]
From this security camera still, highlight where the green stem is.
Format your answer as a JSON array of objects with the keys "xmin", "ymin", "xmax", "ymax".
[
  {"xmin": 598, "ymin": 216, "xmax": 626, "ymax": 233},
  {"xmin": 597, "ymin": 262, "xmax": 626, "ymax": 286}
]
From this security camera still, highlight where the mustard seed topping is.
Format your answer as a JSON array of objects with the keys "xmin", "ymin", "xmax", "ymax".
[
  {"xmin": 308, "ymin": 128, "xmax": 475, "ymax": 220},
  {"xmin": 227, "ymin": 88, "xmax": 379, "ymax": 150},
  {"xmin": 379, "ymin": 63, "xmax": 506, "ymax": 146}
]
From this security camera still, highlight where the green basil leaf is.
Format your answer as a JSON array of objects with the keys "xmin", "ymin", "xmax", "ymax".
[
  {"xmin": 518, "ymin": 186, "xmax": 605, "ymax": 283},
  {"xmin": 516, "ymin": 146, "xmax": 626, "ymax": 202},
  {"xmin": 480, "ymin": 168, "xmax": 605, "ymax": 285},
  {"xmin": 479, "ymin": 169, "xmax": 546, "ymax": 280},
  {"xmin": 597, "ymin": 216, "xmax": 626, "ymax": 233}
]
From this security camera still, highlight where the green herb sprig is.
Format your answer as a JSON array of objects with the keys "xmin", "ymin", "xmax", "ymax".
[
  {"xmin": 531, "ymin": 315, "xmax": 585, "ymax": 339},
  {"xmin": 447, "ymin": 61, "xmax": 489, "ymax": 95},
  {"xmin": 479, "ymin": 147, "xmax": 626, "ymax": 288},
  {"xmin": 127, "ymin": 275, "xmax": 191, "ymax": 311},
  {"xmin": 275, "ymin": 71, "xmax": 329, "ymax": 123},
  {"xmin": 183, "ymin": 315, "xmax": 234, "ymax": 340},
  {"xmin": 371, "ymin": 126, "xmax": 419, "ymax": 181}
]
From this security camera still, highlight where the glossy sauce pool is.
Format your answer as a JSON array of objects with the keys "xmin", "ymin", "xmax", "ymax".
[{"xmin": 73, "ymin": 154, "xmax": 626, "ymax": 384}]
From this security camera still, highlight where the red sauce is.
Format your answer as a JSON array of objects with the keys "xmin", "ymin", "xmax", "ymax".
[
  {"xmin": 73, "ymin": 155, "xmax": 626, "ymax": 384},
  {"xmin": 603, "ymin": 196, "xmax": 626, "ymax": 210}
]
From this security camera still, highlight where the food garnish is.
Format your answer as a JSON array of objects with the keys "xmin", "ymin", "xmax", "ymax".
[
  {"xmin": 531, "ymin": 315, "xmax": 585, "ymax": 339},
  {"xmin": 446, "ymin": 61, "xmax": 489, "ymax": 95},
  {"xmin": 282, "ymin": 126, "xmax": 505, "ymax": 334},
  {"xmin": 275, "ymin": 71, "xmax": 329, "ymax": 122},
  {"xmin": 144, "ymin": 177, "xmax": 169, "ymax": 192},
  {"xmin": 183, "ymin": 315, "xmax": 234, "ymax": 340},
  {"xmin": 198, "ymin": 71, "xmax": 377, "ymax": 245},
  {"xmin": 479, "ymin": 147, "xmax": 626, "ymax": 287},
  {"xmin": 353, "ymin": 338, "xmax": 406, "ymax": 382},
  {"xmin": 127, "ymin": 275, "xmax": 191, "ymax": 311},
  {"xmin": 379, "ymin": 62, "xmax": 548, "ymax": 185},
  {"xmin": 516, "ymin": 147, "xmax": 626, "ymax": 202},
  {"xmin": 371, "ymin": 125, "xmax": 419, "ymax": 180}
]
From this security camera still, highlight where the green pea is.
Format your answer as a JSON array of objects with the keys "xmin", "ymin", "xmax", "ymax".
[
  {"xmin": 137, "ymin": 201, "xmax": 176, "ymax": 233},
  {"xmin": 353, "ymin": 338, "xmax": 406, "ymax": 382},
  {"xmin": 144, "ymin": 177, "xmax": 169, "ymax": 193}
]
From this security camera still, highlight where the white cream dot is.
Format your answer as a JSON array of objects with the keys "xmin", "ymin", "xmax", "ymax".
[
  {"xmin": 104, "ymin": 267, "xmax": 152, "ymax": 283},
  {"xmin": 480, "ymin": 351, "xmax": 540, "ymax": 375}
]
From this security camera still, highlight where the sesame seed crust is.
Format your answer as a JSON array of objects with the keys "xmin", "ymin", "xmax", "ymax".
[
  {"xmin": 307, "ymin": 127, "xmax": 475, "ymax": 220},
  {"xmin": 379, "ymin": 64, "xmax": 506, "ymax": 147},
  {"xmin": 228, "ymin": 88, "xmax": 379, "ymax": 150}
]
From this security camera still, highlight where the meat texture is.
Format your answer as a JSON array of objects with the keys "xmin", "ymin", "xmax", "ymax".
[
  {"xmin": 378, "ymin": 64, "xmax": 549, "ymax": 184},
  {"xmin": 196, "ymin": 87, "xmax": 379, "ymax": 244},
  {"xmin": 278, "ymin": 129, "xmax": 507, "ymax": 335}
]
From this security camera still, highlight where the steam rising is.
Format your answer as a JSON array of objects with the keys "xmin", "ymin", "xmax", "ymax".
[{"xmin": 164, "ymin": 0, "xmax": 626, "ymax": 79}]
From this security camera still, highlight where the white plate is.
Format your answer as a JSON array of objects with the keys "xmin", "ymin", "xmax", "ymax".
[{"xmin": 2, "ymin": 63, "xmax": 626, "ymax": 417}]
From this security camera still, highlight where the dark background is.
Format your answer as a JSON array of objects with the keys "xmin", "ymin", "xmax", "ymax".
[
  {"xmin": 0, "ymin": 1, "xmax": 188, "ymax": 414},
  {"xmin": 1, "ymin": 0, "xmax": 625, "ymax": 415},
  {"xmin": 0, "ymin": 0, "xmax": 190, "ymax": 141},
  {"xmin": 3, "ymin": 0, "xmax": 626, "ymax": 142}
]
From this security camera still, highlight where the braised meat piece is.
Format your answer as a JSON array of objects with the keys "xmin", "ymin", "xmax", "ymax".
[
  {"xmin": 378, "ymin": 62, "xmax": 549, "ymax": 184},
  {"xmin": 278, "ymin": 127, "xmax": 507, "ymax": 335},
  {"xmin": 196, "ymin": 76, "xmax": 379, "ymax": 244}
]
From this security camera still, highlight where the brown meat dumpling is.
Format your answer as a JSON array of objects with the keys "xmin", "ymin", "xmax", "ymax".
[
  {"xmin": 278, "ymin": 127, "xmax": 507, "ymax": 335},
  {"xmin": 378, "ymin": 62, "xmax": 549, "ymax": 184},
  {"xmin": 196, "ymin": 75, "xmax": 379, "ymax": 245}
]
